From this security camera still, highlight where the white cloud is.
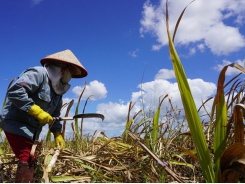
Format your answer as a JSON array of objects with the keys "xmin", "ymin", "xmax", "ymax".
[
  {"xmin": 152, "ymin": 44, "xmax": 162, "ymax": 51},
  {"xmin": 154, "ymin": 68, "xmax": 175, "ymax": 80},
  {"xmin": 134, "ymin": 77, "xmax": 216, "ymax": 110},
  {"xmin": 197, "ymin": 44, "xmax": 205, "ymax": 52},
  {"xmin": 31, "ymin": 0, "xmax": 43, "ymax": 6},
  {"xmin": 97, "ymin": 102, "xmax": 129, "ymax": 123},
  {"xmin": 85, "ymin": 69, "xmax": 217, "ymax": 136},
  {"xmin": 79, "ymin": 102, "xmax": 131, "ymax": 137},
  {"xmin": 235, "ymin": 14, "xmax": 245, "ymax": 25},
  {"xmin": 129, "ymin": 49, "xmax": 139, "ymax": 58},
  {"xmin": 72, "ymin": 80, "xmax": 107, "ymax": 101},
  {"xmin": 213, "ymin": 59, "xmax": 245, "ymax": 76},
  {"xmin": 189, "ymin": 47, "xmax": 196, "ymax": 56},
  {"xmin": 205, "ymin": 23, "xmax": 245, "ymax": 55},
  {"xmin": 140, "ymin": 0, "xmax": 245, "ymax": 56},
  {"xmin": 47, "ymin": 71, "xmax": 217, "ymax": 138}
]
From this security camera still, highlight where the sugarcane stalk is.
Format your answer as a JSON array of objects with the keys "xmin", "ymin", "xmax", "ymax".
[{"xmin": 46, "ymin": 149, "xmax": 60, "ymax": 172}]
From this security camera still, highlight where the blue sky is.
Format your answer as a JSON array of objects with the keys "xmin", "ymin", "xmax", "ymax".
[{"xmin": 0, "ymin": 0, "xmax": 245, "ymax": 138}]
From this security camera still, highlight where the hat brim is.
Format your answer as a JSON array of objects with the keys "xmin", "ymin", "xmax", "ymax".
[{"xmin": 40, "ymin": 58, "xmax": 88, "ymax": 78}]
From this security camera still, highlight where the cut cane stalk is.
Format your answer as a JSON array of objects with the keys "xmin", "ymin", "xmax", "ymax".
[{"xmin": 46, "ymin": 149, "xmax": 60, "ymax": 173}]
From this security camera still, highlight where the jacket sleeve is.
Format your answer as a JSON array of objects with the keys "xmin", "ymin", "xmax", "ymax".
[
  {"xmin": 7, "ymin": 68, "xmax": 44, "ymax": 112},
  {"xmin": 50, "ymin": 97, "xmax": 63, "ymax": 133}
]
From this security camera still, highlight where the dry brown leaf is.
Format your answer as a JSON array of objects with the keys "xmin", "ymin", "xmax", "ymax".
[
  {"xmin": 176, "ymin": 146, "xmax": 198, "ymax": 161},
  {"xmin": 220, "ymin": 143, "xmax": 245, "ymax": 171}
]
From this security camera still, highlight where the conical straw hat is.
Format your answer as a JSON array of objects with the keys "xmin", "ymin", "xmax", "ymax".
[{"xmin": 40, "ymin": 49, "xmax": 88, "ymax": 78}]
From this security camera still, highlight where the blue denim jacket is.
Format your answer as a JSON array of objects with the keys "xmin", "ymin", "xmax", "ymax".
[{"xmin": 1, "ymin": 66, "xmax": 63, "ymax": 140}]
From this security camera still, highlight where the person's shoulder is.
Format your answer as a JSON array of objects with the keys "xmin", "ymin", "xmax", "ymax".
[
  {"xmin": 30, "ymin": 66, "xmax": 45, "ymax": 71},
  {"xmin": 23, "ymin": 66, "xmax": 48, "ymax": 83},
  {"xmin": 21, "ymin": 66, "xmax": 47, "ymax": 79},
  {"xmin": 25, "ymin": 66, "xmax": 46, "ymax": 73}
]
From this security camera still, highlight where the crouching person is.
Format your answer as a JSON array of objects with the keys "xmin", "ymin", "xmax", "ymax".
[{"xmin": 1, "ymin": 49, "xmax": 88, "ymax": 182}]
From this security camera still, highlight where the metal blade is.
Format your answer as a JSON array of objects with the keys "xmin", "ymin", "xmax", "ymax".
[
  {"xmin": 73, "ymin": 113, "xmax": 104, "ymax": 121},
  {"xmin": 53, "ymin": 113, "xmax": 104, "ymax": 121}
]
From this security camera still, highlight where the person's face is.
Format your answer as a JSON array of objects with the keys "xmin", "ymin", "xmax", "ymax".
[{"xmin": 50, "ymin": 61, "xmax": 76, "ymax": 77}]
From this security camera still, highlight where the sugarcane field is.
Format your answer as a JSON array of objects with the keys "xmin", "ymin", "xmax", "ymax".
[{"xmin": 1, "ymin": 0, "xmax": 245, "ymax": 183}]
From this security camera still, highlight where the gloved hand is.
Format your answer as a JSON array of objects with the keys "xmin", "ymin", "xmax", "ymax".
[
  {"xmin": 28, "ymin": 104, "xmax": 53, "ymax": 125},
  {"xmin": 54, "ymin": 132, "xmax": 65, "ymax": 150}
]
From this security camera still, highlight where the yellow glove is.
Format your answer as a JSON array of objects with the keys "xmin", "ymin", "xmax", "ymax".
[
  {"xmin": 54, "ymin": 132, "xmax": 65, "ymax": 150},
  {"xmin": 28, "ymin": 104, "xmax": 53, "ymax": 125}
]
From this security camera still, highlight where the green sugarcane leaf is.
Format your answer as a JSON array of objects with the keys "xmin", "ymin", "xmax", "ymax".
[
  {"xmin": 213, "ymin": 63, "xmax": 245, "ymax": 182},
  {"xmin": 44, "ymin": 154, "xmax": 53, "ymax": 167},
  {"xmin": 165, "ymin": 1, "xmax": 214, "ymax": 181},
  {"xmin": 170, "ymin": 160, "xmax": 195, "ymax": 169},
  {"xmin": 50, "ymin": 175, "xmax": 91, "ymax": 182},
  {"xmin": 151, "ymin": 105, "xmax": 160, "ymax": 152},
  {"xmin": 151, "ymin": 95, "xmax": 167, "ymax": 152},
  {"xmin": 0, "ymin": 145, "xmax": 7, "ymax": 163},
  {"xmin": 167, "ymin": 31, "xmax": 214, "ymax": 182},
  {"xmin": 213, "ymin": 87, "xmax": 227, "ymax": 182},
  {"xmin": 45, "ymin": 130, "xmax": 52, "ymax": 143},
  {"xmin": 122, "ymin": 119, "xmax": 133, "ymax": 142},
  {"xmin": 74, "ymin": 159, "xmax": 96, "ymax": 171},
  {"xmin": 74, "ymin": 84, "xmax": 86, "ymax": 139},
  {"xmin": 110, "ymin": 141, "xmax": 132, "ymax": 149}
]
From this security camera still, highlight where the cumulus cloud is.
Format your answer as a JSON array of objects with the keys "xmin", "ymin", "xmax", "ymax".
[
  {"xmin": 154, "ymin": 68, "xmax": 175, "ymax": 80},
  {"xmin": 97, "ymin": 102, "xmax": 130, "ymax": 122},
  {"xmin": 140, "ymin": 0, "xmax": 245, "ymax": 56},
  {"xmin": 81, "ymin": 69, "xmax": 217, "ymax": 136},
  {"xmin": 79, "ymin": 102, "xmax": 131, "ymax": 137},
  {"xmin": 189, "ymin": 47, "xmax": 196, "ymax": 56},
  {"xmin": 133, "ymin": 77, "xmax": 216, "ymax": 111},
  {"xmin": 152, "ymin": 44, "xmax": 163, "ymax": 51},
  {"xmin": 197, "ymin": 44, "xmax": 205, "ymax": 52},
  {"xmin": 31, "ymin": 0, "xmax": 43, "ymax": 6},
  {"xmin": 235, "ymin": 14, "xmax": 245, "ymax": 25},
  {"xmin": 129, "ymin": 49, "xmax": 139, "ymax": 58},
  {"xmin": 48, "ymin": 69, "xmax": 217, "ymax": 138},
  {"xmin": 72, "ymin": 80, "xmax": 107, "ymax": 101},
  {"xmin": 205, "ymin": 23, "xmax": 245, "ymax": 55},
  {"xmin": 41, "ymin": 81, "xmax": 107, "ymax": 138}
]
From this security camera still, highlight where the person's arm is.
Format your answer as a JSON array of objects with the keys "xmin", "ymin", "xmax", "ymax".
[
  {"xmin": 7, "ymin": 67, "xmax": 53, "ymax": 125},
  {"xmin": 7, "ymin": 68, "xmax": 43, "ymax": 112}
]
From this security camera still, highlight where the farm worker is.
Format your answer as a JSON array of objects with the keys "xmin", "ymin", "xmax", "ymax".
[{"xmin": 1, "ymin": 49, "xmax": 88, "ymax": 183}]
